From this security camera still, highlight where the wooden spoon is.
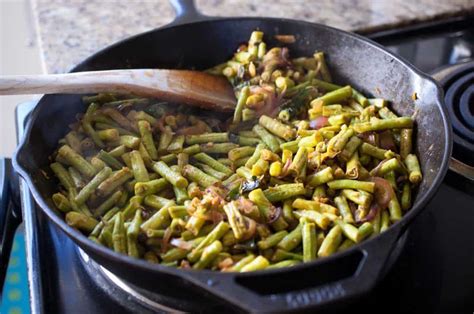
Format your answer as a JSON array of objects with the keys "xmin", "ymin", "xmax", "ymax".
[{"xmin": 0, "ymin": 69, "xmax": 236, "ymax": 112}]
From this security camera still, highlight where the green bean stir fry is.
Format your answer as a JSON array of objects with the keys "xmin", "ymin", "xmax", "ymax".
[{"xmin": 50, "ymin": 31, "xmax": 422, "ymax": 272}]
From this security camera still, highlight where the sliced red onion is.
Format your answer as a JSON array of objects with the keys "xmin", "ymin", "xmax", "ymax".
[
  {"xmin": 369, "ymin": 177, "xmax": 394, "ymax": 210},
  {"xmin": 396, "ymin": 175, "xmax": 408, "ymax": 184},
  {"xmin": 261, "ymin": 47, "xmax": 290, "ymax": 69},
  {"xmin": 213, "ymin": 211, "xmax": 226, "ymax": 223},
  {"xmin": 170, "ymin": 238, "xmax": 193, "ymax": 250},
  {"xmin": 280, "ymin": 47, "xmax": 290, "ymax": 63},
  {"xmin": 267, "ymin": 206, "xmax": 282, "ymax": 224},
  {"xmin": 281, "ymin": 158, "xmax": 292, "ymax": 177},
  {"xmin": 237, "ymin": 197, "xmax": 259, "ymax": 217},
  {"xmin": 357, "ymin": 131, "xmax": 378, "ymax": 146},
  {"xmin": 161, "ymin": 228, "xmax": 173, "ymax": 253},
  {"xmin": 349, "ymin": 201, "xmax": 357, "ymax": 217},
  {"xmin": 309, "ymin": 116, "xmax": 329, "ymax": 129},
  {"xmin": 241, "ymin": 218, "xmax": 257, "ymax": 241},
  {"xmin": 203, "ymin": 210, "xmax": 225, "ymax": 224},
  {"xmin": 379, "ymin": 131, "xmax": 397, "ymax": 151},
  {"xmin": 250, "ymin": 85, "xmax": 280, "ymax": 118},
  {"xmin": 370, "ymin": 159, "xmax": 389, "ymax": 177},
  {"xmin": 360, "ymin": 202, "xmax": 380, "ymax": 223}
]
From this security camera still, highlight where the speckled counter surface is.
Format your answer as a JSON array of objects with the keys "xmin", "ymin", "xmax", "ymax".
[{"xmin": 33, "ymin": 0, "xmax": 474, "ymax": 73}]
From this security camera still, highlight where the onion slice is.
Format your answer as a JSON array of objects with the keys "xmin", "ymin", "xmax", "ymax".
[
  {"xmin": 203, "ymin": 210, "xmax": 225, "ymax": 224},
  {"xmin": 379, "ymin": 130, "xmax": 397, "ymax": 151},
  {"xmin": 267, "ymin": 206, "xmax": 282, "ymax": 224},
  {"xmin": 309, "ymin": 116, "xmax": 329, "ymax": 130},
  {"xmin": 237, "ymin": 197, "xmax": 260, "ymax": 219},
  {"xmin": 360, "ymin": 202, "xmax": 380, "ymax": 223},
  {"xmin": 368, "ymin": 177, "xmax": 394, "ymax": 210},
  {"xmin": 357, "ymin": 131, "xmax": 378, "ymax": 146},
  {"xmin": 170, "ymin": 238, "xmax": 193, "ymax": 251},
  {"xmin": 241, "ymin": 217, "xmax": 257, "ymax": 241},
  {"xmin": 281, "ymin": 158, "xmax": 292, "ymax": 177},
  {"xmin": 161, "ymin": 228, "xmax": 173, "ymax": 253},
  {"xmin": 250, "ymin": 85, "xmax": 280, "ymax": 118}
]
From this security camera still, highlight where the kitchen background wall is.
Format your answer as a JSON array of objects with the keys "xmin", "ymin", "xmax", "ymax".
[{"xmin": 0, "ymin": 0, "xmax": 42, "ymax": 158}]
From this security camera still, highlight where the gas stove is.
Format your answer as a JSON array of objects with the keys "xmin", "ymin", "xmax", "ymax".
[{"xmin": 4, "ymin": 17, "xmax": 474, "ymax": 314}]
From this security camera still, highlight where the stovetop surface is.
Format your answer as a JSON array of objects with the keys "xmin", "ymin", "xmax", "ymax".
[{"xmin": 16, "ymin": 17, "xmax": 474, "ymax": 314}]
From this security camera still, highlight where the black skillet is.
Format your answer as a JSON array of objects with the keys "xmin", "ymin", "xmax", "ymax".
[{"xmin": 12, "ymin": 0, "xmax": 452, "ymax": 312}]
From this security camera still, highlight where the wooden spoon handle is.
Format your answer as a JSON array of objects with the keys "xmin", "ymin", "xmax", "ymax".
[
  {"xmin": 0, "ymin": 69, "xmax": 236, "ymax": 112},
  {"xmin": 0, "ymin": 71, "xmax": 132, "ymax": 95}
]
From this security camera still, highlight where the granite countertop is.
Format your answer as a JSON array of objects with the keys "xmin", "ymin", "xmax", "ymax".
[{"xmin": 33, "ymin": 0, "xmax": 474, "ymax": 74}]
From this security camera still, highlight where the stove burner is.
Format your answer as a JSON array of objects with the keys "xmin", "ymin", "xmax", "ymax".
[
  {"xmin": 433, "ymin": 61, "xmax": 474, "ymax": 166},
  {"xmin": 77, "ymin": 248, "xmax": 230, "ymax": 313}
]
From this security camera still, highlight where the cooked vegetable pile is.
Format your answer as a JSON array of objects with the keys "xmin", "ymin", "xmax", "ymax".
[{"xmin": 49, "ymin": 31, "xmax": 422, "ymax": 271}]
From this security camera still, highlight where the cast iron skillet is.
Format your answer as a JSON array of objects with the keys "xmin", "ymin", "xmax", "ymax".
[{"xmin": 13, "ymin": 0, "xmax": 452, "ymax": 312}]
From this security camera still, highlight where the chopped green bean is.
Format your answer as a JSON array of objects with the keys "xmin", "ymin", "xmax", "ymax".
[
  {"xmin": 182, "ymin": 164, "xmax": 218, "ymax": 188},
  {"xmin": 58, "ymin": 145, "xmax": 96, "ymax": 178},
  {"xmin": 194, "ymin": 152, "xmax": 233, "ymax": 175},
  {"xmin": 97, "ymin": 167, "xmax": 133, "ymax": 197},
  {"xmin": 52, "ymin": 192, "xmax": 72, "ymax": 213},
  {"xmin": 302, "ymin": 220, "xmax": 317, "ymax": 262},
  {"xmin": 152, "ymin": 161, "xmax": 188, "ymax": 188},
  {"xmin": 94, "ymin": 190, "xmax": 123, "ymax": 217},
  {"xmin": 66, "ymin": 211, "xmax": 98, "ymax": 233},
  {"xmin": 240, "ymin": 256, "xmax": 269, "ymax": 272},
  {"xmin": 405, "ymin": 154, "xmax": 422, "ymax": 184},
  {"xmin": 259, "ymin": 115, "xmax": 296, "ymax": 140},
  {"xmin": 327, "ymin": 179, "xmax": 375, "ymax": 193},
  {"xmin": 112, "ymin": 212, "xmax": 127, "ymax": 254},
  {"xmin": 141, "ymin": 200, "xmax": 174, "ymax": 231},
  {"xmin": 316, "ymin": 85, "xmax": 352, "ymax": 105},
  {"xmin": 253, "ymin": 125, "xmax": 281, "ymax": 152},
  {"xmin": 98, "ymin": 150, "xmax": 123, "ymax": 170},
  {"xmin": 167, "ymin": 135, "xmax": 185, "ymax": 153},
  {"xmin": 134, "ymin": 178, "xmax": 168, "ymax": 197},
  {"xmin": 353, "ymin": 117, "xmax": 413, "ymax": 133},
  {"xmin": 138, "ymin": 120, "xmax": 158, "ymax": 160},
  {"xmin": 75, "ymin": 167, "xmax": 112, "ymax": 204},
  {"xmin": 263, "ymin": 183, "xmax": 306, "ymax": 202},
  {"xmin": 233, "ymin": 86, "xmax": 250, "ymax": 123},
  {"xmin": 318, "ymin": 225, "xmax": 342, "ymax": 257}
]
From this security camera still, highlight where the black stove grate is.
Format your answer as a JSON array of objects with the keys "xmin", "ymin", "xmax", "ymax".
[{"xmin": 434, "ymin": 61, "xmax": 474, "ymax": 165}]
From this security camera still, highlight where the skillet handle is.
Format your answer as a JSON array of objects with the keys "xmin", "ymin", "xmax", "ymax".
[
  {"xmin": 168, "ymin": 0, "xmax": 210, "ymax": 26},
  {"xmin": 449, "ymin": 157, "xmax": 474, "ymax": 181},
  {"xmin": 182, "ymin": 227, "xmax": 402, "ymax": 313}
]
